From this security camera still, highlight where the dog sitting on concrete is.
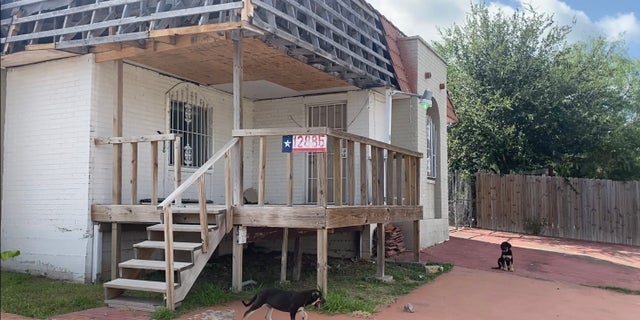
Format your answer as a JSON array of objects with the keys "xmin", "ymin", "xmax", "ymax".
[
  {"xmin": 493, "ymin": 241, "xmax": 514, "ymax": 271},
  {"xmin": 242, "ymin": 288, "xmax": 323, "ymax": 320}
]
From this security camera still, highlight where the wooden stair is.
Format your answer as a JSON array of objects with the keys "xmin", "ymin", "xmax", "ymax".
[{"xmin": 103, "ymin": 208, "xmax": 228, "ymax": 311}]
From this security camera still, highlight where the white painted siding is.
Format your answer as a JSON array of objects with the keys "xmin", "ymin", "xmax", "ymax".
[
  {"xmin": 1, "ymin": 55, "xmax": 95, "ymax": 282},
  {"xmin": 251, "ymin": 91, "xmax": 373, "ymax": 204}
]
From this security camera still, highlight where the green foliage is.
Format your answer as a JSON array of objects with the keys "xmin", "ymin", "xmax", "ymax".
[
  {"xmin": 150, "ymin": 307, "xmax": 177, "ymax": 320},
  {"xmin": 436, "ymin": 3, "xmax": 640, "ymax": 180},
  {"xmin": 1, "ymin": 250, "xmax": 20, "ymax": 261},
  {"xmin": 0, "ymin": 271, "xmax": 103, "ymax": 319}
]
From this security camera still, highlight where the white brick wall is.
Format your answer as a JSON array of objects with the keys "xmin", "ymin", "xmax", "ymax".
[
  {"xmin": 1, "ymin": 55, "xmax": 95, "ymax": 282},
  {"xmin": 397, "ymin": 37, "xmax": 450, "ymax": 247}
]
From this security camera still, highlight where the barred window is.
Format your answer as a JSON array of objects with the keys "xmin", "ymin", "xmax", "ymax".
[{"xmin": 168, "ymin": 86, "xmax": 212, "ymax": 168}]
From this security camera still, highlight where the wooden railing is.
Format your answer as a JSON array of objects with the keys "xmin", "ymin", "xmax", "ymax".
[
  {"xmin": 95, "ymin": 134, "xmax": 182, "ymax": 206},
  {"xmin": 232, "ymin": 127, "xmax": 422, "ymax": 207},
  {"xmin": 94, "ymin": 133, "xmax": 181, "ymax": 280},
  {"xmin": 158, "ymin": 137, "xmax": 239, "ymax": 308}
]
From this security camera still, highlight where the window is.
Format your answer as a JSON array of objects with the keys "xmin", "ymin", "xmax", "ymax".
[
  {"xmin": 306, "ymin": 102, "xmax": 347, "ymax": 203},
  {"xmin": 426, "ymin": 115, "xmax": 436, "ymax": 178},
  {"xmin": 168, "ymin": 86, "xmax": 212, "ymax": 168}
]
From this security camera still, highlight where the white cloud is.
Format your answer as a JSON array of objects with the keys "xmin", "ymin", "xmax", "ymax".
[
  {"xmin": 365, "ymin": 0, "xmax": 640, "ymax": 56},
  {"xmin": 598, "ymin": 13, "xmax": 640, "ymax": 44}
]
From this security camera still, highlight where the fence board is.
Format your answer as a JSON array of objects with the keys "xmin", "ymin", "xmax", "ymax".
[{"xmin": 476, "ymin": 173, "xmax": 640, "ymax": 246}]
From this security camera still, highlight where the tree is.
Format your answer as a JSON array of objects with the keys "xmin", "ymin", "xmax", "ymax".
[{"xmin": 436, "ymin": 3, "xmax": 640, "ymax": 180}]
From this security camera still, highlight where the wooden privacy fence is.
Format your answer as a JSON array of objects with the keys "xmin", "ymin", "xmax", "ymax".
[{"xmin": 476, "ymin": 173, "xmax": 640, "ymax": 246}]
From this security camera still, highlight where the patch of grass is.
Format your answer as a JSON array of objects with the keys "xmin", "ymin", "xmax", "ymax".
[
  {"xmin": 1, "ymin": 271, "xmax": 103, "ymax": 319},
  {"xmin": 2, "ymin": 250, "xmax": 452, "ymax": 320},
  {"xmin": 596, "ymin": 286, "xmax": 640, "ymax": 295}
]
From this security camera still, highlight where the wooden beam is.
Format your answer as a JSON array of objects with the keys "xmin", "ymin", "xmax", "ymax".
[
  {"xmin": 149, "ymin": 21, "xmax": 242, "ymax": 38},
  {"xmin": 95, "ymin": 133, "xmax": 176, "ymax": 145},
  {"xmin": 325, "ymin": 206, "xmax": 423, "ymax": 228},
  {"xmin": 174, "ymin": 136, "xmax": 182, "ymax": 206},
  {"xmin": 233, "ymin": 206, "xmax": 326, "ymax": 228},
  {"xmin": 92, "ymin": 205, "xmax": 161, "ymax": 223},
  {"xmin": 232, "ymin": 29, "xmax": 244, "ymax": 208},
  {"xmin": 317, "ymin": 229, "xmax": 328, "ymax": 295}
]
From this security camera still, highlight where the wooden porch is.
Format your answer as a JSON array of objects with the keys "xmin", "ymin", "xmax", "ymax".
[{"xmin": 92, "ymin": 126, "xmax": 423, "ymax": 310}]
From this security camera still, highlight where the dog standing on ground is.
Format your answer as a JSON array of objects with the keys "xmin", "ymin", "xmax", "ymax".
[
  {"xmin": 493, "ymin": 241, "xmax": 514, "ymax": 271},
  {"xmin": 242, "ymin": 288, "xmax": 323, "ymax": 320}
]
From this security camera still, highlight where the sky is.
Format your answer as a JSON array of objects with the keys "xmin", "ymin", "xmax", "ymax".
[{"xmin": 366, "ymin": 0, "xmax": 640, "ymax": 58}]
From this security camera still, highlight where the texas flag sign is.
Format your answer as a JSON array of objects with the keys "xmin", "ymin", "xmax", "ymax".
[{"xmin": 282, "ymin": 134, "xmax": 327, "ymax": 153}]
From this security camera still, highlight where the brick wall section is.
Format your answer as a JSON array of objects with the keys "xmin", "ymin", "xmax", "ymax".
[
  {"xmin": 1, "ymin": 55, "xmax": 95, "ymax": 282},
  {"xmin": 397, "ymin": 36, "xmax": 450, "ymax": 247}
]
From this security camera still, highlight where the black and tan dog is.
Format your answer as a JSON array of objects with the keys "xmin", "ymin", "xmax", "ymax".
[
  {"xmin": 493, "ymin": 241, "xmax": 514, "ymax": 271},
  {"xmin": 242, "ymin": 288, "xmax": 323, "ymax": 320}
]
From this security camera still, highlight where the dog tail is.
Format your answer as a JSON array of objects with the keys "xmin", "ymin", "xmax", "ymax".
[{"xmin": 242, "ymin": 294, "xmax": 257, "ymax": 307}]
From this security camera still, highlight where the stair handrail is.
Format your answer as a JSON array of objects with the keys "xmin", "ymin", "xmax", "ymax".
[
  {"xmin": 158, "ymin": 137, "xmax": 239, "ymax": 310},
  {"xmin": 158, "ymin": 137, "xmax": 239, "ymax": 209}
]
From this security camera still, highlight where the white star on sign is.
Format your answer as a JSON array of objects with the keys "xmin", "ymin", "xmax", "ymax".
[{"xmin": 284, "ymin": 140, "xmax": 291, "ymax": 148}]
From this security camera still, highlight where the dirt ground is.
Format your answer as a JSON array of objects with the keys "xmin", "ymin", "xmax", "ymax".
[{"xmin": 4, "ymin": 228, "xmax": 639, "ymax": 320}]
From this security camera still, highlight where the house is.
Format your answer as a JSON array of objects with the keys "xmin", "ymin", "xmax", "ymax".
[{"xmin": 1, "ymin": 0, "xmax": 455, "ymax": 310}]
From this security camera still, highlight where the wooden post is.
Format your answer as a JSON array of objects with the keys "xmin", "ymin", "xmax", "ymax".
[
  {"xmin": 347, "ymin": 141, "xmax": 355, "ymax": 205},
  {"xmin": 317, "ymin": 153, "xmax": 327, "ymax": 207},
  {"xmin": 130, "ymin": 142, "xmax": 138, "ymax": 205},
  {"xmin": 198, "ymin": 176, "xmax": 209, "ymax": 253},
  {"xmin": 317, "ymin": 229, "xmax": 328, "ymax": 295},
  {"xmin": 287, "ymin": 152, "xmax": 293, "ymax": 206},
  {"xmin": 163, "ymin": 206, "xmax": 175, "ymax": 310},
  {"xmin": 413, "ymin": 220, "xmax": 421, "ymax": 262},
  {"xmin": 333, "ymin": 137, "xmax": 342, "ymax": 205},
  {"xmin": 231, "ymin": 29, "xmax": 244, "ymax": 292},
  {"xmin": 371, "ymin": 146, "xmax": 379, "ymax": 205},
  {"xmin": 386, "ymin": 151, "xmax": 395, "ymax": 205},
  {"xmin": 225, "ymin": 152, "xmax": 233, "ymax": 233},
  {"xmin": 359, "ymin": 143, "xmax": 368, "ymax": 205},
  {"xmin": 174, "ymin": 136, "xmax": 182, "ymax": 206},
  {"xmin": 258, "ymin": 136, "xmax": 266, "ymax": 205},
  {"xmin": 151, "ymin": 141, "xmax": 159, "ymax": 205},
  {"xmin": 376, "ymin": 223, "xmax": 385, "ymax": 278},
  {"xmin": 110, "ymin": 60, "xmax": 123, "ymax": 280},
  {"xmin": 232, "ymin": 226, "xmax": 243, "ymax": 292},
  {"xmin": 280, "ymin": 228, "xmax": 289, "ymax": 283}
]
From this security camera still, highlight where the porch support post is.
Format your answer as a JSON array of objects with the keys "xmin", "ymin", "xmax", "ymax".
[
  {"xmin": 375, "ymin": 223, "xmax": 385, "ymax": 278},
  {"xmin": 280, "ymin": 227, "xmax": 289, "ymax": 283},
  {"xmin": 110, "ymin": 60, "xmax": 124, "ymax": 280},
  {"xmin": 232, "ymin": 226, "xmax": 243, "ymax": 292},
  {"xmin": 413, "ymin": 220, "xmax": 421, "ymax": 261},
  {"xmin": 317, "ymin": 228, "xmax": 328, "ymax": 295},
  {"xmin": 231, "ymin": 30, "xmax": 244, "ymax": 292}
]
